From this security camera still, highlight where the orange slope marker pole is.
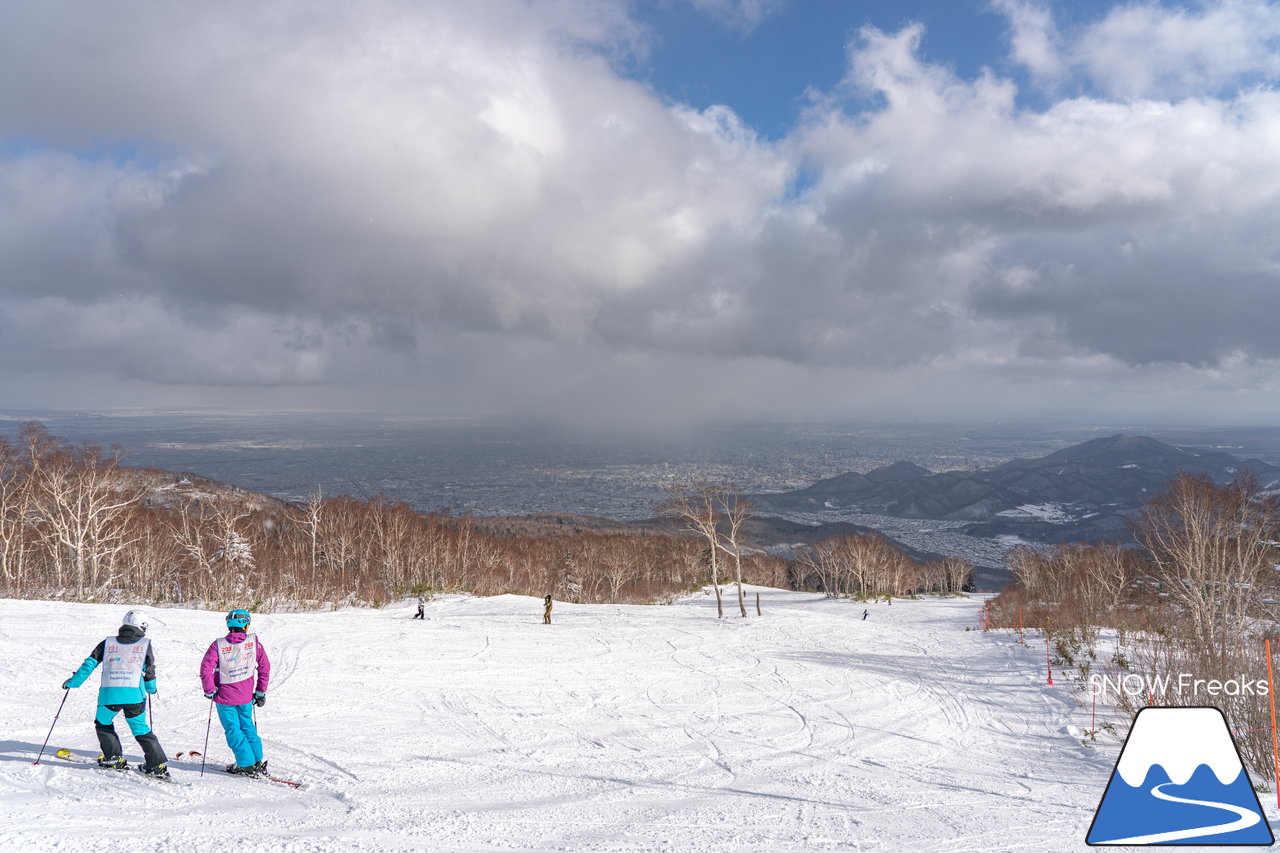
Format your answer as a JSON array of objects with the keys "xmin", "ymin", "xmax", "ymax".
[{"xmin": 1268, "ymin": 638, "xmax": 1280, "ymax": 810}]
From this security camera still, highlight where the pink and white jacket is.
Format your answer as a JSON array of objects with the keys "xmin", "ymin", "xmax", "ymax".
[{"xmin": 200, "ymin": 631, "xmax": 271, "ymax": 706}]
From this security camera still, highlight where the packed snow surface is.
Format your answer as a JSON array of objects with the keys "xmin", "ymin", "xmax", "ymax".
[{"xmin": 3, "ymin": 589, "xmax": 1267, "ymax": 851}]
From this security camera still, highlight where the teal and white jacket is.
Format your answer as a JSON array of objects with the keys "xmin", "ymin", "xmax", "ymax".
[{"xmin": 65, "ymin": 624, "xmax": 158, "ymax": 705}]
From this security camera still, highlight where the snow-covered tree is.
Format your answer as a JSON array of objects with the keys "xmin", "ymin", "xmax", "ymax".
[{"xmin": 214, "ymin": 531, "xmax": 256, "ymax": 571}]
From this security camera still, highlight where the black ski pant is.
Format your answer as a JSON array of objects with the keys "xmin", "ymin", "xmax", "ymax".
[
  {"xmin": 414, "ymin": 607, "xmax": 425, "ymax": 619},
  {"xmin": 95, "ymin": 701, "xmax": 167, "ymax": 768}
]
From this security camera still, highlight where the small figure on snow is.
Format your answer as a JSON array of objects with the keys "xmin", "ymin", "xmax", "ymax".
[
  {"xmin": 414, "ymin": 593, "xmax": 426, "ymax": 620},
  {"xmin": 543, "ymin": 594, "xmax": 553, "ymax": 625},
  {"xmin": 862, "ymin": 609, "xmax": 868, "ymax": 621},
  {"xmin": 200, "ymin": 608, "xmax": 271, "ymax": 777},
  {"xmin": 61, "ymin": 609, "xmax": 170, "ymax": 778}
]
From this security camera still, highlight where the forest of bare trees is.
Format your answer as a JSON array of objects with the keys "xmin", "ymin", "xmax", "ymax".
[
  {"xmin": 989, "ymin": 472, "xmax": 1280, "ymax": 778},
  {"xmin": 0, "ymin": 423, "xmax": 966, "ymax": 613},
  {"xmin": 794, "ymin": 533, "xmax": 969, "ymax": 600},
  {"xmin": 659, "ymin": 482, "xmax": 972, "ymax": 618},
  {"xmin": 0, "ymin": 424, "xmax": 801, "ymax": 609}
]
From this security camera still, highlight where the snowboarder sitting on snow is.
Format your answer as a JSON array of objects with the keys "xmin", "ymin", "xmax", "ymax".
[
  {"xmin": 200, "ymin": 608, "xmax": 271, "ymax": 776},
  {"xmin": 61, "ymin": 609, "xmax": 170, "ymax": 778},
  {"xmin": 543, "ymin": 594, "xmax": 553, "ymax": 625}
]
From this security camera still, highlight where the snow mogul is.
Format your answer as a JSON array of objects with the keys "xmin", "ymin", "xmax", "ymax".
[
  {"xmin": 61, "ymin": 609, "xmax": 170, "ymax": 778},
  {"xmin": 200, "ymin": 608, "xmax": 272, "ymax": 776}
]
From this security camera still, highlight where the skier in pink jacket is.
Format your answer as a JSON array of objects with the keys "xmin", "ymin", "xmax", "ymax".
[{"xmin": 200, "ymin": 608, "xmax": 271, "ymax": 776}]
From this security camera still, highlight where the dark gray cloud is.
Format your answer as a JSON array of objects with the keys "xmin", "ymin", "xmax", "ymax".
[{"xmin": 1, "ymin": 1, "xmax": 1278, "ymax": 422}]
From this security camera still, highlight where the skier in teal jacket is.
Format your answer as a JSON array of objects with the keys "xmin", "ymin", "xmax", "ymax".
[{"xmin": 62, "ymin": 609, "xmax": 170, "ymax": 777}]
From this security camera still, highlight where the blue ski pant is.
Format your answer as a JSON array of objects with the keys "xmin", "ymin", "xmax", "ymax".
[{"xmin": 216, "ymin": 702, "xmax": 263, "ymax": 767}]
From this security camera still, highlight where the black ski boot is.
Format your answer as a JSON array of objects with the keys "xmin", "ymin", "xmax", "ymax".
[
  {"xmin": 139, "ymin": 762, "xmax": 171, "ymax": 780},
  {"xmin": 225, "ymin": 762, "xmax": 259, "ymax": 777},
  {"xmin": 97, "ymin": 755, "xmax": 127, "ymax": 770}
]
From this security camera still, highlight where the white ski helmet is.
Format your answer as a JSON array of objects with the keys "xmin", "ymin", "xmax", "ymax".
[{"xmin": 122, "ymin": 609, "xmax": 148, "ymax": 632}]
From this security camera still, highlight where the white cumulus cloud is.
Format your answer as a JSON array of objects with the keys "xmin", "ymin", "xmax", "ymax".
[{"xmin": 0, "ymin": 0, "xmax": 1278, "ymax": 422}]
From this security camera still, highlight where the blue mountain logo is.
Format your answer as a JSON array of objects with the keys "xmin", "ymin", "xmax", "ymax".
[{"xmin": 1087, "ymin": 706, "xmax": 1274, "ymax": 846}]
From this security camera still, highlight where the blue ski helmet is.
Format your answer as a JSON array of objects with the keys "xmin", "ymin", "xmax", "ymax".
[{"xmin": 225, "ymin": 608, "xmax": 251, "ymax": 630}]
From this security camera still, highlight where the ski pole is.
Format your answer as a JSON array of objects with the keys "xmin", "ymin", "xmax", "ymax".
[
  {"xmin": 200, "ymin": 699, "xmax": 213, "ymax": 777},
  {"xmin": 34, "ymin": 688, "xmax": 71, "ymax": 765}
]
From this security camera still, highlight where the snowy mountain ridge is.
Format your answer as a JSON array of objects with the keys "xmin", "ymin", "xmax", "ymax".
[{"xmin": 754, "ymin": 433, "xmax": 1280, "ymax": 545}]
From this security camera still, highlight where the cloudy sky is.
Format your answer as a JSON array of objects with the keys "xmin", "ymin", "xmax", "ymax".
[{"xmin": 2, "ymin": 0, "xmax": 1278, "ymax": 425}]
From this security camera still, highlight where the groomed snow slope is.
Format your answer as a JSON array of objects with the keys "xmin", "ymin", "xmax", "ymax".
[{"xmin": 1, "ymin": 589, "xmax": 1254, "ymax": 852}]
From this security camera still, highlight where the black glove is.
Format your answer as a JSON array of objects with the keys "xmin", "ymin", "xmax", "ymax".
[
  {"xmin": 253, "ymin": 692, "xmax": 266, "ymax": 707},
  {"xmin": 62, "ymin": 678, "xmax": 73, "ymax": 689}
]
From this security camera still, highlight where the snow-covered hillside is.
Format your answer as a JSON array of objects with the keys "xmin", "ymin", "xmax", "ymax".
[{"xmin": 0, "ymin": 590, "xmax": 1253, "ymax": 852}]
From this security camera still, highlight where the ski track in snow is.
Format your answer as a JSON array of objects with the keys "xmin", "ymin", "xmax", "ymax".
[{"xmin": 2, "ymin": 589, "xmax": 1269, "ymax": 851}]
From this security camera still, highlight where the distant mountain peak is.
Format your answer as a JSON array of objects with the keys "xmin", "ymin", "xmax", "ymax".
[
  {"xmin": 1090, "ymin": 434, "xmax": 1175, "ymax": 451},
  {"xmin": 1039, "ymin": 433, "xmax": 1181, "ymax": 463},
  {"xmin": 865, "ymin": 460, "xmax": 931, "ymax": 483},
  {"xmin": 755, "ymin": 433, "xmax": 1280, "ymax": 545}
]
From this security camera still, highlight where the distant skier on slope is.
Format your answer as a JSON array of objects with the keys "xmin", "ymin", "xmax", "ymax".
[
  {"xmin": 414, "ymin": 593, "xmax": 426, "ymax": 620},
  {"xmin": 862, "ymin": 609, "xmax": 868, "ymax": 620},
  {"xmin": 61, "ymin": 609, "xmax": 170, "ymax": 778},
  {"xmin": 200, "ymin": 608, "xmax": 271, "ymax": 776},
  {"xmin": 543, "ymin": 594, "xmax": 553, "ymax": 624}
]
